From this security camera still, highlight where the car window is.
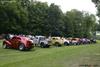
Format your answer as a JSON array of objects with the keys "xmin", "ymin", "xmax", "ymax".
[{"xmin": 40, "ymin": 37, "xmax": 45, "ymax": 40}]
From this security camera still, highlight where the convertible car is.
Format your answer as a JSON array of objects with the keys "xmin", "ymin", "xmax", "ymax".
[{"xmin": 3, "ymin": 36, "xmax": 33, "ymax": 51}]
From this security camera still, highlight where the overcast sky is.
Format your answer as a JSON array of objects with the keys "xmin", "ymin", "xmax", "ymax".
[{"xmin": 37, "ymin": 0, "xmax": 96, "ymax": 15}]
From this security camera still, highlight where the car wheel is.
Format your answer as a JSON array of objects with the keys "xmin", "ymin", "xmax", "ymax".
[
  {"xmin": 19, "ymin": 44, "xmax": 25, "ymax": 51},
  {"xmin": 64, "ymin": 42, "xmax": 69, "ymax": 46},
  {"xmin": 73, "ymin": 43, "xmax": 75, "ymax": 45},
  {"xmin": 46, "ymin": 45, "xmax": 50, "ymax": 48},
  {"xmin": 40, "ymin": 42, "xmax": 45, "ymax": 48},
  {"xmin": 76, "ymin": 43, "xmax": 79, "ymax": 45},
  {"xmin": 3, "ymin": 44, "xmax": 9, "ymax": 49}
]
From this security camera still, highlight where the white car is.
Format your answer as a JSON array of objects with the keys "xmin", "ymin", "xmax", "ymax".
[
  {"xmin": 63, "ymin": 38, "xmax": 70, "ymax": 46},
  {"xmin": 33, "ymin": 36, "xmax": 50, "ymax": 48}
]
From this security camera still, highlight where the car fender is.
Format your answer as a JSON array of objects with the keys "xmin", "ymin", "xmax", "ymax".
[
  {"xmin": 3, "ymin": 40, "xmax": 11, "ymax": 45},
  {"xmin": 40, "ymin": 41, "xmax": 48, "ymax": 44}
]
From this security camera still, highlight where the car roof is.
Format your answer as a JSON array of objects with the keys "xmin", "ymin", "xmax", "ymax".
[
  {"xmin": 13, "ymin": 36, "xmax": 29, "ymax": 40},
  {"xmin": 35, "ymin": 36, "xmax": 45, "ymax": 37}
]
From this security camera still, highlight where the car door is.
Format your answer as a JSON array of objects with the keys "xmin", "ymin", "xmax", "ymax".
[{"xmin": 10, "ymin": 37, "xmax": 19, "ymax": 48}]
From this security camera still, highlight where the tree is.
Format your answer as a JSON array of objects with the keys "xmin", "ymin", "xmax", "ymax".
[
  {"xmin": 0, "ymin": 0, "xmax": 28, "ymax": 34},
  {"xmin": 64, "ymin": 9, "xmax": 84, "ymax": 37},
  {"xmin": 0, "ymin": 0, "xmax": 96, "ymax": 37},
  {"xmin": 27, "ymin": 1, "xmax": 49, "ymax": 35},
  {"xmin": 46, "ymin": 3, "xmax": 64, "ymax": 36},
  {"xmin": 92, "ymin": 0, "xmax": 100, "ymax": 31},
  {"xmin": 83, "ymin": 12, "xmax": 96, "ymax": 38},
  {"xmin": 64, "ymin": 9, "xmax": 96, "ymax": 38},
  {"xmin": 95, "ymin": 23, "xmax": 100, "ymax": 31}
]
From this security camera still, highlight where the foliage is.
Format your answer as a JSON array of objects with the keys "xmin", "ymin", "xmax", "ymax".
[
  {"xmin": 92, "ymin": 0, "xmax": 100, "ymax": 31},
  {"xmin": 46, "ymin": 3, "xmax": 64, "ymax": 36},
  {"xmin": 0, "ymin": 0, "xmax": 29, "ymax": 34},
  {"xmin": 27, "ymin": 1, "xmax": 49, "ymax": 35},
  {"xmin": 0, "ymin": 0, "xmax": 96, "ymax": 38},
  {"xmin": 64, "ymin": 9, "xmax": 96, "ymax": 38}
]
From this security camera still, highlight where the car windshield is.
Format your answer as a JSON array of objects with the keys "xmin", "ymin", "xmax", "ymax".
[{"xmin": 40, "ymin": 37, "xmax": 46, "ymax": 40}]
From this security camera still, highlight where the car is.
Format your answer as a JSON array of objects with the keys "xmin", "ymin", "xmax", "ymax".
[
  {"xmin": 63, "ymin": 38, "xmax": 70, "ymax": 46},
  {"xmin": 80, "ymin": 38, "xmax": 91, "ymax": 44},
  {"xmin": 32, "ymin": 36, "xmax": 50, "ymax": 48},
  {"xmin": 70, "ymin": 38, "xmax": 81, "ymax": 45},
  {"xmin": 3, "ymin": 36, "xmax": 33, "ymax": 51},
  {"xmin": 50, "ymin": 37, "xmax": 64, "ymax": 47}
]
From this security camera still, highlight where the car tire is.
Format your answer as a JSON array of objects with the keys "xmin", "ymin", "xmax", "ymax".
[
  {"xmin": 64, "ymin": 42, "xmax": 69, "ymax": 46},
  {"xmin": 3, "ymin": 44, "xmax": 9, "ymax": 49},
  {"xmin": 73, "ymin": 43, "xmax": 76, "ymax": 45},
  {"xmin": 40, "ymin": 42, "xmax": 45, "ymax": 48},
  {"xmin": 19, "ymin": 44, "xmax": 25, "ymax": 51}
]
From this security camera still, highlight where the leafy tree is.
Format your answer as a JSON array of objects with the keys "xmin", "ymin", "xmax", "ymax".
[
  {"xmin": 0, "ymin": 0, "xmax": 28, "ymax": 34},
  {"xmin": 27, "ymin": 1, "xmax": 49, "ymax": 35},
  {"xmin": 95, "ymin": 23, "xmax": 100, "ymax": 31},
  {"xmin": 92, "ymin": 0, "xmax": 100, "ymax": 31},
  {"xmin": 64, "ymin": 9, "xmax": 96, "ymax": 38},
  {"xmin": 0, "ymin": 0, "xmax": 97, "ymax": 38},
  {"xmin": 64, "ymin": 9, "xmax": 83, "ymax": 37},
  {"xmin": 46, "ymin": 3, "xmax": 64, "ymax": 36},
  {"xmin": 83, "ymin": 13, "xmax": 96, "ymax": 38}
]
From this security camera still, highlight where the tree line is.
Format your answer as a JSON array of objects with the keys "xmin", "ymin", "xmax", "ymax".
[
  {"xmin": 92, "ymin": 0, "xmax": 100, "ymax": 31},
  {"xmin": 0, "ymin": 0, "xmax": 97, "ymax": 38}
]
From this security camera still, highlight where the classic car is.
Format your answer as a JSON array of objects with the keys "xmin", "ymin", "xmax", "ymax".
[{"xmin": 3, "ymin": 36, "xmax": 33, "ymax": 51}]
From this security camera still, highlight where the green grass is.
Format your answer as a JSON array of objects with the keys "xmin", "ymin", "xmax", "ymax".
[{"xmin": 0, "ymin": 40, "xmax": 100, "ymax": 67}]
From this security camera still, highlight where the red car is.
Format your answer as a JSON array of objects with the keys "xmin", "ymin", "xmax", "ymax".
[{"xmin": 3, "ymin": 36, "xmax": 33, "ymax": 51}]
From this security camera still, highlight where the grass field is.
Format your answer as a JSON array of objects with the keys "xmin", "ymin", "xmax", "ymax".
[{"xmin": 0, "ymin": 40, "xmax": 100, "ymax": 67}]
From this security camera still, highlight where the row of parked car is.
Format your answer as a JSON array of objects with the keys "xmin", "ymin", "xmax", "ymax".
[
  {"xmin": 48, "ymin": 37, "xmax": 96, "ymax": 46},
  {"xmin": 2, "ymin": 34, "xmax": 96, "ymax": 51}
]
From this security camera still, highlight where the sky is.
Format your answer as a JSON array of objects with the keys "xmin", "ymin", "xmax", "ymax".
[{"xmin": 36, "ymin": 0, "xmax": 97, "ymax": 15}]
